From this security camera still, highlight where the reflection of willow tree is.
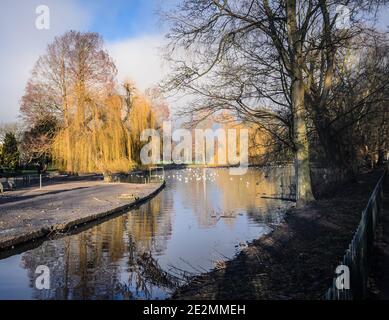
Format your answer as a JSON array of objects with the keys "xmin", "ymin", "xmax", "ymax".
[
  {"xmin": 126, "ymin": 193, "xmax": 171, "ymax": 255},
  {"xmin": 21, "ymin": 220, "xmax": 127, "ymax": 299},
  {"xmin": 20, "ymin": 194, "xmax": 173, "ymax": 300}
]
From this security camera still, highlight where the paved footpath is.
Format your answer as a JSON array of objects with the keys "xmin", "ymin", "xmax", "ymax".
[{"xmin": 0, "ymin": 180, "xmax": 165, "ymax": 250}]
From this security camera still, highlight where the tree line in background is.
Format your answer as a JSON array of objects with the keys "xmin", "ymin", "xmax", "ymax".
[{"xmin": 162, "ymin": 0, "xmax": 389, "ymax": 206}]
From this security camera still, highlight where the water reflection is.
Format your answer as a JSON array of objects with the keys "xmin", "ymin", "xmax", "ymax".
[{"xmin": 0, "ymin": 167, "xmax": 294, "ymax": 300}]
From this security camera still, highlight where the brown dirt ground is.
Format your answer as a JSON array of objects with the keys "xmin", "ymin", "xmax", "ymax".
[{"xmin": 173, "ymin": 170, "xmax": 387, "ymax": 300}]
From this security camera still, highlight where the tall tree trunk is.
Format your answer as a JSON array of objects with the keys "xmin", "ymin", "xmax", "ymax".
[
  {"xmin": 292, "ymin": 73, "xmax": 315, "ymax": 206},
  {"xmin": 287, "ymin": 0, "xmax": 315, "ymax": 207}
]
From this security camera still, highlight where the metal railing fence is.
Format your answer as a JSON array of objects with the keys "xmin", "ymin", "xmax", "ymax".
[{"xmin": 325, "ymin": 167, "xmax": 387, "ymax": 299}]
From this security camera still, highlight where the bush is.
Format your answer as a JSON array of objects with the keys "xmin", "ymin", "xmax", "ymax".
[{"xmin": 1, "ymin": 132, "xmax": 19, "ymax": 170}]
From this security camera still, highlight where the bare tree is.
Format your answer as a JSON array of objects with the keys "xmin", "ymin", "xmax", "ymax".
[
  {"xmin": 162, "ymin": 0, "xmax": 386, "ymax": 206},
  {"xmin": 20, "ymin": 31, "xmax": 117, "ymax": 128},
  {"xmin": 312, "ymin": 31, "xmax": 389, "ymax": 171}
]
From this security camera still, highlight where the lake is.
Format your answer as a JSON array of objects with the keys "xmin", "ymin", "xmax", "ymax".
[{"xmin": 0, "ymin": 167, "xmax": 294, "ymax": 300}]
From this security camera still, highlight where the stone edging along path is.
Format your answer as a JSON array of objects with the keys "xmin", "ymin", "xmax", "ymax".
[{"xmin": 0, "ymin": 180, "xmax": 165, "ymax": 251}]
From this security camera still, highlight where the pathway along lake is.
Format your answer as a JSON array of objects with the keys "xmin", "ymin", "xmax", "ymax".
[{"xmin": 0, "ymin": 167, "xmax": 294, "ymax": 300}]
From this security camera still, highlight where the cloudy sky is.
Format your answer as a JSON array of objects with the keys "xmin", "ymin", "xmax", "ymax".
[
  {"xmin": 0, "ymin": 1, "xmax": 388, "ymax": 124},
  {"xmin": 0, "ymin": 0, "xmax": 176, "ymax": 124}
]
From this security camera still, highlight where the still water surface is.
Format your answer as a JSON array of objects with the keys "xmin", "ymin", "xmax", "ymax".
[{"xmin": 0, "ymin": 167, "xmax": 294, "ymax": 300}]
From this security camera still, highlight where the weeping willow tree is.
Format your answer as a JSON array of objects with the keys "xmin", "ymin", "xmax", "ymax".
[
  {"xmin": 52, "ymin": 94, "xmax": 134, "ymax": 175},
  {"xmin": 52, "ymin": 85, "xmax": 163, "ymax": 175},
  {"xmin": 52, "ymin": 87, "xmax": 164, "ymax": 175},
  {"xmin": 129, "ymin": 94, "xmax": 157, "ymax": 164}
]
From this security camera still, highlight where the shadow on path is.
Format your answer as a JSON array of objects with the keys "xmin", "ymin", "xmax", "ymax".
[{"xmin": 0, "ymin": 187, "xmax": 91, "ymax": 206}]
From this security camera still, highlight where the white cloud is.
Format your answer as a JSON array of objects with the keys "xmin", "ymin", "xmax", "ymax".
[
  {"xmin": 107, "ymin": 35, "xmax": 195, "ymax": 121},
  {"xmin": 107, "ymin": 35, "xmax": 169, "ymax": 92},
  {"xmin": 0, "ymin": 0, "xmax": 90, "ymax": 124}
]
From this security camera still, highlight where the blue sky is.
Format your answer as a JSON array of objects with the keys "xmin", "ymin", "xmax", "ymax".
[{"xmin": 80, "ymin": 0, "xmax": 168, "ymax": 40}]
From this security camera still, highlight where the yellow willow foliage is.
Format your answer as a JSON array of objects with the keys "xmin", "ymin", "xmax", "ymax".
[
  {"xmin": 221, "ymin": 120, "xmax": 269, "ymax": 161},
  {"xmin": 128, "ymin": 95, "xmax": 157, "ymax": 164},
  {"xmin": 248, "ymin": 127, "xmax": 269, "ymax": 160},
  {"xmin": 52, "ymin": 95, "xmax": 134, "ymax": 174}
]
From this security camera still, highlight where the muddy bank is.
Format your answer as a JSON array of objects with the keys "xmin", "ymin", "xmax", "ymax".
[
  {"xmin": 0, "ymin": 180, "xmax": 165, "ymax": 251},
  {"xmin": 173, "ymin": 170, "xmax": 384, "ymax": 300}
]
